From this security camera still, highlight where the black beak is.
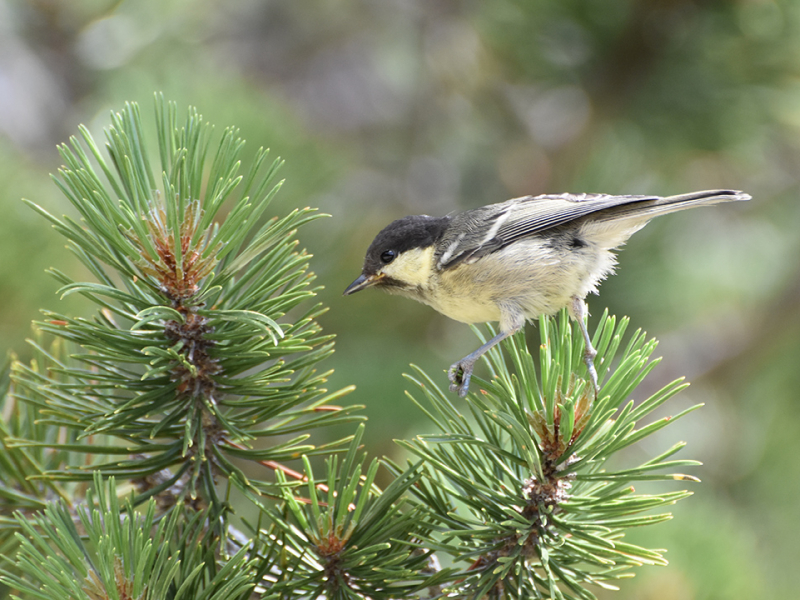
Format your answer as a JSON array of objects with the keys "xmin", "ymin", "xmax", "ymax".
[{"xmin": 343, "ymin": 273, "xmax": 382, "ymax": 295}]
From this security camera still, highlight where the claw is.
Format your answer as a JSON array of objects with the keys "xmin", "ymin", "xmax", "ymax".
[
  {"xmin": 448, "ymin": 361, "xmax": 473, "ymax": 397},
  {"xmin": 446, "ymin": 324, "xmax": 520, "ymax": 397}
]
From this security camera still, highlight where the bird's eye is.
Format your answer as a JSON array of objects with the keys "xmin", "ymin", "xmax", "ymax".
[{"xmin": 380, "ymin": 250, "xmax": 396, "ymax": 264}]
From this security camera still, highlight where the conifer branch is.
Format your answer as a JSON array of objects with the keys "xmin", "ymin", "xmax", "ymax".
[
  {"xmin": 1, "ymin": 97, "xmax": 363, "ymax": 597},
  {"xmin": 9, "ymin": 96, "xmax": 361, "ymax": 512},
  {"xmin": 394, "ymin": 311, "xmax": 700, "ymax": 599}
]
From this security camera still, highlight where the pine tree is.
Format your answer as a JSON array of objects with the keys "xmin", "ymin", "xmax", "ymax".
[{"xmin": 0, "ymin": 96, "xmax": 699, "ymax": 600}]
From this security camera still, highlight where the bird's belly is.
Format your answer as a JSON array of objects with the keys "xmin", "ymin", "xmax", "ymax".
[
  {"xmin": 426, "ymin": 292, "xmax": 503, "ymax": 324},
  {"xmin": 427, "ymin": 239, "xmax": 615, "ymax": 325}
]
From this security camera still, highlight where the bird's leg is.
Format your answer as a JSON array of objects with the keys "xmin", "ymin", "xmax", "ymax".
[
  {"xmin": 448, "ymin": 328, "xmax": 517, "ymax": 397},
  {"xmin": 571, "ymin": 296, "xmax": 599, "ymax": 395}
]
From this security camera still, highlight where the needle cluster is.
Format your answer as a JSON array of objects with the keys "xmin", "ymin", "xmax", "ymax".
[
  {"xmin": 0, "ymin": 96, "xmax": 366, "ymax": 598},
  {"xmin": 397, "ymin": 312, "xmax": 700, "ymax": 599}
]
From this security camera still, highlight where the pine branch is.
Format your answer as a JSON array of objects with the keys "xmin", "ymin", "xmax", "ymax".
[
  {"xmin": 1, "ymin": 96, "xmax": 366, "ymax": 598},
  {"xmin": 258, "ymin": 425, "xmax": 446, "ymax": 599},
  {"xmin": 0, "ymin": 474, "xmax": 257, "ymax": 600},
  {"xmin": 10, "ymin": 95, "xmax": 361, "ymax": 510},
  {"xmin": 393, "ymin": 311, "xmax": 700, "ymax": 599}
]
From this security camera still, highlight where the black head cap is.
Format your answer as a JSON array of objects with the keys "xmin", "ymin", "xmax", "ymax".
[{"xmin": 362, "ymin": 215, "xmax": 451, "ymax": 275}]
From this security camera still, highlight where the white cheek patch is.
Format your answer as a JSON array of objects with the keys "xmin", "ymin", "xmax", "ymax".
[{"xmin": 382, "ymin": 246, "xmax": 435, "ymax": 289}]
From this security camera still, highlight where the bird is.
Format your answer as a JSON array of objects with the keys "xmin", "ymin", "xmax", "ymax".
[{"xmin": 344, "ymin": 189, "xmax": 750, "ymax": 397}]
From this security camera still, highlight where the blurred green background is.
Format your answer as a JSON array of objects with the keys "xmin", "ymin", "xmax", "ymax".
[{"xmin": 1, "ymin": 1, "xmax": 798, "ymax": 598}]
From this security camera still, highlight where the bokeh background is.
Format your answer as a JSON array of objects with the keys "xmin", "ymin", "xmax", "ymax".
[{"xmin": 1, "ymin": 1, "xmax": 798, "ymax": 598}]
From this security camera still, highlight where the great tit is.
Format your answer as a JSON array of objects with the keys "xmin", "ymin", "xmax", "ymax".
[{"xmin": 344, "ymin": 189, "xmax": 750, "ymax": 396}]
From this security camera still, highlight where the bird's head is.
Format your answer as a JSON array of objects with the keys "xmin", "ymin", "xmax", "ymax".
[{"xmin": 344, "ymin": 214, "xmax": 451, "ymax": 296}]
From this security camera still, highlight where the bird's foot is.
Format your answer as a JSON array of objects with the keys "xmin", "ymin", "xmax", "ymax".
[
  {"xmin": 584, "ymin": 346, "xmax": 599, "ymax": 398},
  {"xmin": 571, "ymin": 296, "xmax": 600, "ymax": 398},
  {"xmin": 448, "ymin": 360, "xmax": 475, "ymax": 397}
]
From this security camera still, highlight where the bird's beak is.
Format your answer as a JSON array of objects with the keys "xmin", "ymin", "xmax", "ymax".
[{"xmin": 343, "ymin": 273, "xmax": 383, "ymax": 295}]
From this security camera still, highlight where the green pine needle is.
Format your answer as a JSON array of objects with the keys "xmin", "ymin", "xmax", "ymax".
[
  {"xmin": 7, "ymin": 97, "xmax": 362, "ymax": 502},
  {"xmin": 262, "ymin": 425, "xmax": 445, "ymax": 598},
  {"xmin": 0, "ymin": 474, "xmax": 256, "ymax": 600},
  {"xmin": 400, "ymin": 310, "xmax": 700, "ymax": 599}
]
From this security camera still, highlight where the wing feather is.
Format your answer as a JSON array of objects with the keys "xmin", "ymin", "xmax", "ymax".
[{"xmin": 436, "ymin": 193, "xmax": 654, "ymax": 269}]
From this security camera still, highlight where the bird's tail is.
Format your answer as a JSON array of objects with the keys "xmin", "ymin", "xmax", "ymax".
[
  {"xmin": 597, "ymin": 189, "xmax": 751, "ymax": 222},
  {"xmin": 582, "ymin": 189, "xmax": 750, "ymax": 250}
]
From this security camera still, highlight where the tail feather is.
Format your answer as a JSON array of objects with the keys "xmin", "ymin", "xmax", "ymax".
[
  {"xmin": 582, "ymin": 189, "xmax": 750, "ymax": 249},
  {"xmin": 596, "ymin": 189, "xmax": 750, "ymax": 222}
]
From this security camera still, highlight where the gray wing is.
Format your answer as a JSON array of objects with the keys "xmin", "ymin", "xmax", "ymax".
[{"xmin": 436, "ymin": 192, "xmax": 655, "ymax": 269}]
